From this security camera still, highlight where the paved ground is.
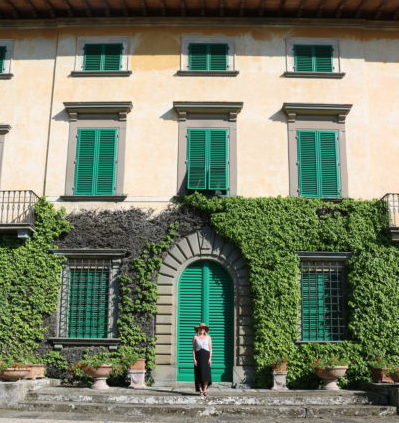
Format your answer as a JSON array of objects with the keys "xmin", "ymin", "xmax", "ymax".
[{"xmin": 0, "ymin": 410, "xmax": 398, "ymax": 423}]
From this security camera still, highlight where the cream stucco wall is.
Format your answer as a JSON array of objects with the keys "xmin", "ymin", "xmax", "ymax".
[{"xmin": 1, "ymin": 24, "xmax": 399, "ymax": 212}]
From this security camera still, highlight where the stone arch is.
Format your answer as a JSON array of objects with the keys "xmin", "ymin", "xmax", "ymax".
[{"xmin": 153, "ymin": 226, "xmax": 253, "ymax": 387}]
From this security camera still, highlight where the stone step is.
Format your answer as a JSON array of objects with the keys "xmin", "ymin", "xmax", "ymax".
[
  {"xmin": 16, "ymin": 400, "xmax": 397, "ymax": 418},
  {"xmin": 26, "ymin": 387, "xmax": 389, "ymax": 406}
]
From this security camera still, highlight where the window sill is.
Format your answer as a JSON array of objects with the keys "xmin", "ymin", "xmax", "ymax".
[
  {"xmin": 60, "ymin": 195, "xmax": 127, "ymax": 202},
  {"xmin": 0, "ymin": 73, "xmax": 13, "ymax": 79},
  {"xmin": 48, "ymin": 337, "xmax": 120, "ymax": 350},
  {"xmin": 284, "ymin": 72, "xmax": 345, "ymax": 79},
  {"xmin": 295, "ymin": 340, "xmax": 346, "ymax": 344},
  {"xmin": 70, "ymin": 71, "xmax": 132, "ymax": 77},
  {"xmin": 176, "ymin": 70, "xmax": 239, "ymax": 77}
]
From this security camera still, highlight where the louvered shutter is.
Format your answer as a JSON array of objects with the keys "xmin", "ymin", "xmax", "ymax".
[
  {"xmin": 319, "ymin": 131, "xmax": 340, "ymax": 198},
  {"xmin": 187, "ymin": 129, "xmax": 207, "ymax": 190},
  {"xmin": 297, "ymin": 131, "xmax": 318, "ymax": 197},
  {"xmin": 208, "ymin": 129, "xmax": 229, "ymax": 190},
  {"xmin": 314, "ymin": 45, "xmax": 333, "ymax": 72},
  {"xmin": 209, "ymin": 44, "xmax": 228, "ymax": 71},
  {"xmin": 83, "ymin": 44, "xmax": 102, "ymax": 71},
  {"xmin": 189, "ymin": 44, "xmax": 208, "ymax": 70},
  {"xmin": 103, "ymin": 43, "xmax": 123, "ymax": 71},
  {"xmin": 177, "ymin": 262, "xmax": 203, "ymax": 381},
  {"xmin": 95, "ymin": 129, "xmax": 118, "ymax": 195},
  {"xmin": 74, "ymin": 129, "xmax": 96, "ymax": 195},
  {"xmin": 301, "ymin": 273, "xmax": 325, "ymax": 341},
  {"xmin": 294, "ymin": 45, "xmax": 313, "ymax": 72},
  {"xmin": 0, "ymin": 46, "xmax": 6, "ymax": 73}
]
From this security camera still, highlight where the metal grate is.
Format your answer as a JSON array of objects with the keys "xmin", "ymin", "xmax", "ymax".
[
  {"xmin": 300, "ymin": 260, "xmax": 346, "ymax": 341},
  {"xmin": 59, "ymin": 258, "xmax": 112, "ymax": 339}
]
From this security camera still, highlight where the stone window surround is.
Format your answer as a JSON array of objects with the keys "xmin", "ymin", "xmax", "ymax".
[
  {"xmin": 282, "ymin": 103, "xmax": 352, "ymax": 199},
  {"xmin": 296, "ymin": 251, "xmax": 351, "ymax": 344},
  {"xmin": 284, "ymin": 37, "xmax": 345, "ymax": 79},
  {"xmin": 0, "ymin": 39, "xmax": 14, "ymax": 79},
  {"xmin": 71, "ymin": 36, "xmax": 132, "ymax": 77},
  {"xmin": 49, "ymin": 249, "xmax": 126, "ymax": 350},
  {"xmin": 0, "ymin": 125, "xmax": 11, "ymax": 188},
  {"xmin": 177, "ymin": 35, "xmax": 239, "ymax": 77},
  {"xmin": 174, "ymin": 101, "xmax": 243, "ymax": 197},
  {"xmin": 63, "ymin": 101, "xmax": 132, "ymax": 201}
]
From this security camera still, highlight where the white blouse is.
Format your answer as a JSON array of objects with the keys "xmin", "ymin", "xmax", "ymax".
[{"xmin": 194, "ymin": 336, "xmax": 210, "ymax": 352}]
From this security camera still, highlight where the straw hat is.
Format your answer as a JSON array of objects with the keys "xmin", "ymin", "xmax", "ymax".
[{"xmin": 194, "ymin": 323, "xmax": 210, "ymax": 332}]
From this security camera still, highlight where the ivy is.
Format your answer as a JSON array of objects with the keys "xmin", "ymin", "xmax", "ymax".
[
  {"xmin": 0, "ymin": 199, "xmax": 71, "ymax": 360},
  {"xmin": 182, "ymin": 193, "xmax": 399, "ymax": 387}
]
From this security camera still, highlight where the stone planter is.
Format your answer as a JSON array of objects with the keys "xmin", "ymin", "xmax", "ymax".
[
  {"xmin": 85, "ymin": 364, "xmax": 113, "ymax": 390},
  {"xmin": 128, "ymin": 359, "xmax": 146, "ymax": 389},
  {"xmin": 26, "ymin": 364, "xmax": 46, "ymax": 380},
  {"xmin": 371, "ymin": 367, "xmax": 394, "ymax": 383},
  {"xmin": 271, "ymin": 371, "xmax": 288, "ymax": 391},
  {"xmin": 0, "ymin": 368, "xmax": 30, "ymax": 381},
  {"xmin": 315, "ymin": 366, "xmax": 348, "ymax": 390}
]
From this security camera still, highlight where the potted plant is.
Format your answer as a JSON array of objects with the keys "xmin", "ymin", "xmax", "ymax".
[
  {"xmin": 73, "ymin": 352, "xmax": 116, "ymax": 390},
  {"xmin": 387, "ymin": 365, "xmax": 399, "ymax": 383},
  {"xmin": 272, "ymin": 358, "xmax": 288, "ymax": 373},
  {"xmin": 24, "ymin": 355, "xmax": 46, "ymax": 380},
  {"xmin": 118, "ymin": 347, "xmax": 146, "ymax": 389},
  {"xmin": 271, "ymin": 358, "xmax": 289, "ymax": 391},
  {"xmin": 311, "ymin": 356, "xmax": 350, "ymax": 390},
  {"xmin": 369, "ymin": 357, "xmax": 394, "ymax": 383},
  {"xmin": 0, "ymin": 360, "xmax": 31, "ymax": 381}
]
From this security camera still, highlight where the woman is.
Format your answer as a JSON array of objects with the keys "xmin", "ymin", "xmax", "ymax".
[{"xmin": 193, "ymin": 322, "xmax": 212, "ymax": 397}]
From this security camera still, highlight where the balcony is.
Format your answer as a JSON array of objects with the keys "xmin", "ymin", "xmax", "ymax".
[
  {"xmin": 0, "ymin": 190, "xmax": 39, "ymax": 238},
  {"xmin": 383, "ymin": 193, "xmax": 399, "ymax": 241}
]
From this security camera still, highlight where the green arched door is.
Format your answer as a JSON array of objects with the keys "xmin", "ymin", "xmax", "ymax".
[{"xmin": 177, "ymin": 260, "xmax": 234, "ymax": 382}]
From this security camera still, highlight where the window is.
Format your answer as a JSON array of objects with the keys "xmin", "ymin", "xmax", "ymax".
[
  {"xmin": 285, "ymin": 38, "xmax": 344, "ymax": 79},
  {"xmin": 72, "ymin": 37, "xmax": 130, "ymax": 77},
  {"xmin": 0, "ymin": 46, "xmax": 6, "ymax": 73},
  {"xmin": 74, "ymin": 128, "xmax": 118, "ymax": 196},
  {"xmin": 0, "ymin": 39, "xmax": 14, "ymax": 79},
  {"xmin": 297, "ymin": 130, "xmax": 340, "ymax": 198},
  {"xmin": 187, "ymin": 128, "xmax": 229, "ymax": 192},
  {"xmin": 179, "ymin": 37, "xmax": 238, "ymax": 76},
  {"xmin": 299, "ymin": 253, "xmax": 349, "ymax": 342}
]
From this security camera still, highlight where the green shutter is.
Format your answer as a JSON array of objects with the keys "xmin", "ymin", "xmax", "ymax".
[
  {"xmin": 297, "ymin": 130, "xmax": 340, "ymax": 198},
  {"xmin": 189, "ymin": 44, "xmax": 208, "ymax": 71},
  {"xmin": 0, "ymin": 46, "xmax": 6, "ymax": 73},
  {"xmin": 68, "ymin": 269, "xmax": 109, "ymax": 338},
  {"xmin": 177, "ymin": 260, "xmax": 234, "ymax": 382},
  {"xmin": 209, "ymin": 44, "xmax": 228, "ymax": 71},
  {"xmin": 294, "ymin": 44, "xmax": 333, "ymax": 72},
  {"xmin": 74, "ymin": 128, "xmax": 118, "ymax": 196},
  {"xmin": 187, "ymin": 129, "xmax": 207, "ymax": 190},
  {"xmin": 208, "ymin": 129, "xmax": 229, "ymax": 190},
  {"xmin": 83, "ymin": 43, "xmax": 122, "ymax": 71}
]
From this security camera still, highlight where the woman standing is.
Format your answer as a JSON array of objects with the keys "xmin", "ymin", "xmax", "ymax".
[{"xmin": 193, "ymin": 323, "xmax": 212, "ymax": 397}]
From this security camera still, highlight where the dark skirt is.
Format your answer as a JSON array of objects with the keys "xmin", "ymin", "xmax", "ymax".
[{"xmin": 194, "ymin": 348, "xmax": 212, "ymax": 391}]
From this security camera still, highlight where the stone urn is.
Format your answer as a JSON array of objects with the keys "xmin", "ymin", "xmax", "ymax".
[
  {"xmin": 315, "ymin": 366, "xmax": 348, "ymax": 390},
  {"xmin": 271, "ymin": 362, "xmax": 289, "ymax": 391},
  {"xmin": 26, "ymin": 364, "xmax": 46, "ymax": 380},
  {"xmin": 371, "ymin": 367, "xmax": 394, "ymax": 383},
  {"xmin": 128, "ymin": 359, "xmax": 146, "ymax": 389},
  {"xmin": 0, "ymin": 367, "xmax": 30, "ymax": 381},
  {"xmin": 85, "ymin": 364, "xmax": 113, "ymax": 390}
]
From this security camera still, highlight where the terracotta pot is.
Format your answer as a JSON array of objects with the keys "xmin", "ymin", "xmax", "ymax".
[
  {"xmin": 390, "ymin": 373, "xmax": 399, "ymax": 383},
  {"xmin": 315, "ymin": 366, "xmax": 348, "ymax": 390},
  {"xmin": 26, "ymin": 364, "xmax": 46, "ymax": 380},
  {"xmin": 0, "ymin": 367, "xmax": 30, "ymax": 381},
  {"xmin": 273, "ymin": 362, "xmax": 288, "ymax": 373},
  {"xmin": 129, "ymin": 358, "xmax": 146, "ymax": 371},
  {"xmin": 371, "ymin": 367, "xmax": 394, "ymax": 383},
  {"xmin": 84, "ymin": 364, "xmax": 113, "ymax": 390}
]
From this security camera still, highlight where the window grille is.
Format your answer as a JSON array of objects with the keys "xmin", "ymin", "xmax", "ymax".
[
  {"xmin": 59, "ymin": 258, "xmax": 113, "ymax": 339},
  {"xmin": 300, "ymin": 259, "xmax": 346, "ymax": 341}
]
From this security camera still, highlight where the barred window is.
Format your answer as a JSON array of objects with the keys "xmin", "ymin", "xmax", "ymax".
[{"xmin": 299, "ymin": 253, "xmax": 349, "ymax": 342}]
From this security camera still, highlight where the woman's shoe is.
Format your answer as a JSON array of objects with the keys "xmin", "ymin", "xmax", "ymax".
[{"xmin": 203, "ymin": 391, "xmax": 208, "ymax": 397}]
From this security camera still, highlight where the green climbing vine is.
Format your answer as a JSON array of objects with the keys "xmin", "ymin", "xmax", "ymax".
[
  {"xmin": 0, "ymin": 198, "xmax": 71, "ymax": 360},
  {"xmin": 181, "ymin": 193, "xmax": 399, "ymax": 388}
]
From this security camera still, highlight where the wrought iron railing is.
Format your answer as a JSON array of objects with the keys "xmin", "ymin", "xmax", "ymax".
[
  {"xmin": 383, "ymin": 193, "xmax": 399, "ymax": 228},
  {"xmin": 0, "ymin": 190, "xmax": 39, "ymax": 226}
]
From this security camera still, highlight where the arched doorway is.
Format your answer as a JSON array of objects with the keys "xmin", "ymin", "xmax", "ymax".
[{"xmin": 177, "ymin": 260, "xmax": 234, "ymax": 382}]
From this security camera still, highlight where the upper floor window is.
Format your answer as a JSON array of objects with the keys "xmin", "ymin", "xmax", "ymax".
[
  {"xmin": 0, "ymin": 39, "xmax": 14, "ymax": 79},
  {"xmin": 294, "ymin": 45, "xmax": 333, "ymax": 73},
  {"xmin": 83, "ymin": 43, "xmax": 123, "ymax": 71},
  {"xmin": 0, "ymin": 46, "xmax": 6, "ymax": 73}
]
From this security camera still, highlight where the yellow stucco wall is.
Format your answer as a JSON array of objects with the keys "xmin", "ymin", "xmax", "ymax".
[{"xmin": 1, "ymin": 25, "xmax": 399, "ymax": 212}]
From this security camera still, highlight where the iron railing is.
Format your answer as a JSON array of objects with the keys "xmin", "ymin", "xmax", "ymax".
[
  {"xmin": 383, "ymin": 193, "xmax": 399, "ymax": 228},
  {"xmin": 0, "ymin": 190, "xmax": 39, "ymax": 226}
]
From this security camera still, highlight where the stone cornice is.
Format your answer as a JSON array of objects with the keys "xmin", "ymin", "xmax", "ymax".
[
  {"xmin": 0, "ymin": 125, "xmax": 11, "ymax": 134},
  {"xmin": 64, "ymin": 101, "xmax": 133, "ymax": 121},
  {"xmin": 173, "ymin": 101, "xmax": 243, "ymax": 122},
  {"xmin": 297, "ymin": 252, "xmax": 352, "ymax": 260},
  {"xmin": 282, "ymin": 103, "xmax": 352, "ymax": 123},
  {"xmin": 50, "ymin": 249, "xmax": 127, "ymax": 257}
]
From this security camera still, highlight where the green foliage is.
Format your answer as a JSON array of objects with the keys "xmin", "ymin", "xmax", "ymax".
[
  {"xmin": 182, "ymin": 193, "xmax": 399, "ymax": 387},
  {"xmin": 41, "ymin": 351, "xmax": 69, "ymax": 371},
  {"xmin": 117, "ymin": 223, "xmax": 179, "ymax": 371},
  {"xmin": 0, "ymin": 199, "xmax": 71, "ymax": 360}
]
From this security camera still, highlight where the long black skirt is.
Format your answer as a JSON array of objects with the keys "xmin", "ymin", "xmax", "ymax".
[{"xmin": 194, "ymin": 348, "xmax": 212, "ymax": 391}]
